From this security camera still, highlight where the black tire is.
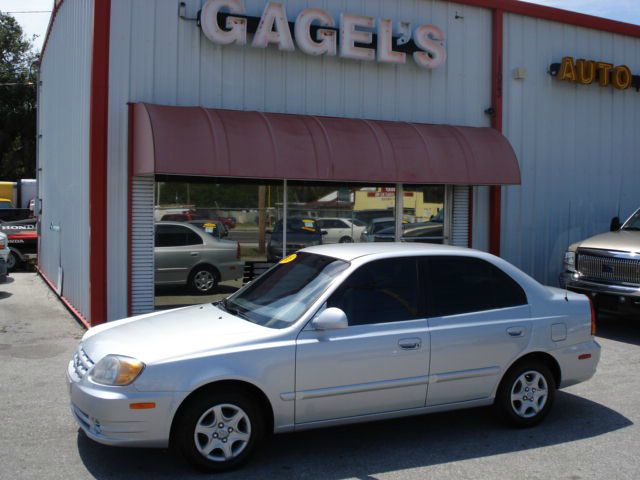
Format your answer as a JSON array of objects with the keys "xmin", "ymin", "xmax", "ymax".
[
  {"xmin": 173, "ymin": 391, "xmax": 265, "ymax": 473},
  {"xmin": 495, "ymin": 360, "xmax": 556, "ymax": 428},
  {"xmin": 188, "ymin": 265, "xmax": 219, "ymax": 295},
  {"xmin": 6, "ymin": 251, "xmax": 20, "ymax": 272},
  {"xmin": 339, "ymin": 236, "xmax": 354, "ymax": 243}
]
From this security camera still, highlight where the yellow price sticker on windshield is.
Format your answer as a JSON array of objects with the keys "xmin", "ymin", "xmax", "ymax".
[{"xmin": 280, "ymin": 254, "xmax": 297, "ymax": 264}]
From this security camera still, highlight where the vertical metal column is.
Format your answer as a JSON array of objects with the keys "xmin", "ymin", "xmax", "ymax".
[
  {"xmin": 282, "ymin": 179, "xmax": 288, "ymax": 259},
  {"xmin": 394, "ymin": 183, "xmax": 404, "ymax": 242}
]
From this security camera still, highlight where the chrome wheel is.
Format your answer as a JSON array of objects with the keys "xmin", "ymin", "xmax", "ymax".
[
  {"xmin": 193, "ymin": 270, "xmax": 215, "ymax": 293},
  {"xmin": 510, "ymin": 370, "xmax": 548, "ymax": 418},
  {"xmin": 194, "ymin": 404, "xmax": 252, "ymax": 462}
]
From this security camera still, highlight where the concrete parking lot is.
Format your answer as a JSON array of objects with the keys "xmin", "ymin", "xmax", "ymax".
[{"xmin": 1, "ymin": 272, "xmax": 639, "ymax": 479}]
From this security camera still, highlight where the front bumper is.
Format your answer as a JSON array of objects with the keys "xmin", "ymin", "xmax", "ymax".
[
  {"xmin": 67, "ymin": 361, "xmax": 177, "ymax": 448},
  {"xmin": 560, "ymin": 272, "xmax": 640, "ymax": 299}
]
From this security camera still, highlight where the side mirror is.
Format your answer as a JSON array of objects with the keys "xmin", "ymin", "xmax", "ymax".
[
  {"xmin": 312, "ymin": 308, "xmax": 348, "ymax": 331},
  {"xmin": 321, "ymin": 230, "xmax": 328, "ymax": 235},
  {"xmin": 610, "ymin": 217, "xmax": 621, "ymax": 232}
]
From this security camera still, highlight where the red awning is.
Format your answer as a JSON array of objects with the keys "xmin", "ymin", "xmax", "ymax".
[{"xmin": 132, "ymin": 103, "xmax": 520, "ymax": 185}]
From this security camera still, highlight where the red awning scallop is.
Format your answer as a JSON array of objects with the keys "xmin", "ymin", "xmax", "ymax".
[{"xmin": 132, "ymin": 103, "xmax": 520, "ymax": 185}]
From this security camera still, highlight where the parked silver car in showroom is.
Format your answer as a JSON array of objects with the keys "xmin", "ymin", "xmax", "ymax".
[
  {"xmin": 68, "ymin": 243, "xmax": 600, "ymax": 472},
  {"xmin": 154, "ymin": 221, "xmax": 242, "ymax": 294}
]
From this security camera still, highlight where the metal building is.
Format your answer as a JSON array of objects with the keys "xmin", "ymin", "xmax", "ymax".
[{"xmin": 37, "ymin": 0, "xmax": 640, "ymax": 326}]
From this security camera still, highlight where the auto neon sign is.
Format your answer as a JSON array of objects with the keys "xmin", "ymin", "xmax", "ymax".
[
  {"xmin": 199, "ymin": 0, "xmax": 447, "ymax": 69},
  {"xmin": 550, "ymin": 56, "xmax": 640, "ymax": 91}
]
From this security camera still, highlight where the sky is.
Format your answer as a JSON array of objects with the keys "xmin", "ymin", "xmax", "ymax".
[{"xmin": 1, "ymin": 0, "xmax": 639, "ymax": 53}]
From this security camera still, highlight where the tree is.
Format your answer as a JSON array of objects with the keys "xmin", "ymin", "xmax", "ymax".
[{"xmin": 0, "ymin": 12, "xmax": 37, "ymax": 181}]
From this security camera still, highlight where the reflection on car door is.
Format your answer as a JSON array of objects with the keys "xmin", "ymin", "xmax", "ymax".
[
  {"xmin": 295, "ymin": 258, "xmax": 431, "ymax": 424},
  {"xmin": 155, "ymin": 225, "xmax": 204, "ymax": 285},
  {"xmin": 422, "ymin": 256, "xmax": 531, "ymax": 406}
]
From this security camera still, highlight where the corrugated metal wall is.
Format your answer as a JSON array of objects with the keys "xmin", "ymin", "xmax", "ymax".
[
  {"xmin": 38, "ymin": 0, "xmax": 93, "ymax": 317},
  {"xmin": 451, "ymin": 186, "xmax": 470, "ymax": 247},
  {"xmin": 107, "ymin": 0, "xmax": 493, "ymax": 320},
  {"xmin": 502, "ymin": 13, "xmax": 640, "ymax": 286},
  {"xmin": 130, "ymin": 176, "xmax": 155, "ymax": 315}
]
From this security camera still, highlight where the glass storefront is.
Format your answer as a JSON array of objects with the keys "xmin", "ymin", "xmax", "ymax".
[{"xmin": 153, "ymin": 179, "xmax": 448, "ymax": 309}]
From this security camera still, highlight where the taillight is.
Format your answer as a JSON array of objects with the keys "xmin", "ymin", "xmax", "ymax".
[
  {"xmin": 236, "ymin": 242, "xmax": 241, "ymax": 260},
  {"xmin": 588, "ymin": 296, "xmax": 596, "ymax": 336}
]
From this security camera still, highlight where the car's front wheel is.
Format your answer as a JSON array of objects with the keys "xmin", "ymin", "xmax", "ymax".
[
  {"xmin": 495, "ymin": 360, "xmax": 556, "ymax": 427},
  {"xmin": 174, "ymin": 391, "xmax": 264, "ymax": 472},
  {"xmin": 6, "ymin": 250, "xmax": 20, "ymax": 272}
]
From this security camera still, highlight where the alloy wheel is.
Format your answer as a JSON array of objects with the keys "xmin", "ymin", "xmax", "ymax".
[
  {"xmin": 510, "ymin": 370, "xmax": 548, "ymax": 418},
  {"xmin": 194, "ymin": 270, "xmax": 215, "ymax": 292},
  {"xmin": 194, "ymin": 404, "xmax": 252, "ymax": 462}
]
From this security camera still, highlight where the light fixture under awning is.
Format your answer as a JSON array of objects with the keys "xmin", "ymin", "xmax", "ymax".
[{"xmin": 131, "ymin": 103, "xmax": 521, "ymax": 185}]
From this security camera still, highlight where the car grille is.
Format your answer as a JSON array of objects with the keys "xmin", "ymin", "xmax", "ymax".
[
  {"xmin": 73, "ymin": 346, "xmax": 94, "ymax": 379},
  {"xmin": 577, "ymin": 250, "xmax": 640, "ymax": 286}
]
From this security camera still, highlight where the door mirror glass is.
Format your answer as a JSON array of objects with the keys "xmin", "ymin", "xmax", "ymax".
[
  {"xmin": 312, "ymin": 307, "xmax": 348, "ymax": 330},
  {"xmin": 610, "ymin": 216, "xmax": 621, "ymax": 232}
]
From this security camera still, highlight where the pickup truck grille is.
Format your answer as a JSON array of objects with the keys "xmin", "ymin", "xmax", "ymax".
[{"xmin": 576, "ymin": 250, "xmax": 640, "ymax": 286}]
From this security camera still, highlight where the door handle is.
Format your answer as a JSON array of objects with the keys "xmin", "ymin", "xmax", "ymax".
[
  {"xmin": 507, "ymin": 327, "xmax": 524, "ymax": 337},
  {"xmin": 398, "ymin": 338, "xmax": 422, "ymax": 350},
  {"xmin": 190, "ymin": 252, "xmax": 199, "ymax": 256}
]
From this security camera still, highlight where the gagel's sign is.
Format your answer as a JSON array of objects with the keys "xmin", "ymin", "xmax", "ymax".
[{"xmin": 199, "ymin": 0, "xmax": 446, "ymax": 69}]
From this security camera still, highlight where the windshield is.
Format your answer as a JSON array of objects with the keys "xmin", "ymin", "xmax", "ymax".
[
  {"xmin": 222, "ymin": 252, "xmax": 349, "ymax": 329},
  {"xmin": 623, "ymin": 210, "xmax": 640, "ymax": 231}
]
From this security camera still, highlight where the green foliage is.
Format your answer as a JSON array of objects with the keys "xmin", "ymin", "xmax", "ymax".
[{"xmin": 0, "ymin": 12, "xmax": 37, "ymax": 181}]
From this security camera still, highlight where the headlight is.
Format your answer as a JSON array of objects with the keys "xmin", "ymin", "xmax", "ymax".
[
  {"xmin": 89, "ymin": 355, "xmax": 145, "ymax": 386},
  {"xmin": 563, "ymin": 251, "xmax": 576, "ymax": 272}
]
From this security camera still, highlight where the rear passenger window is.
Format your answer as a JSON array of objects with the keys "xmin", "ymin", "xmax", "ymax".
[
  {"xmin": 156, "ymin": 225, "xmax": 203, "ymax": 247},
  {"xmin": 423, "ymin": 256, "xmax": 527, "ymax": 317},
  {"xmin": 327, "ymin": 258, "xmax": 420, "ymax": 326}
]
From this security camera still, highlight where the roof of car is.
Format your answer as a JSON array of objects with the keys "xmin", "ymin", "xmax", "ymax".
[{"xmin": 302, "ymin": 242, "xmax": 470, "ymax": 261}]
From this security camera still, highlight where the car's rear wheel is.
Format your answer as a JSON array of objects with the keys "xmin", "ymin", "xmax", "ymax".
[
  {"xmin": 495, "ymin": 360, "xmax": 556, "ymax": 427},
  {"xmin": 339, "ymin": 236, "xmax": 354, "ymax": 243},
  {"xmin": 174, "ymin": 392, "xmax": 264, "ymax": 472},
  {"xmin": 189, "ymin": 266, "xmax": 218, "ymax": 295}
]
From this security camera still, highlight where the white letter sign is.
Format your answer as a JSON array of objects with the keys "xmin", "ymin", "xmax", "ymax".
[
  {"xmin": 199, "ymin": 0, "xmax": 446, "ymax": 70},
  {"xmin": 340, "ymin": 14, "xmax": 375, "ymax": 61},
  {"xmin": 200, "ymin": 0, "xmax": 247, "ymax": 45},
  {"xmin": 295, "ymin": 8, "xmax": 337, "ymax": 56},
  {"xmin": 252, "ymin": 2, "xmax": 295, "ymax": 51}
]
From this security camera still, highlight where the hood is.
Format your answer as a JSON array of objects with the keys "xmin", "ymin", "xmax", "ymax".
[
  {"xmin": 81, "ymin": 304, "xmax": 273, "ymax": 364},
  {"xmin": 577, "ymin": 230, "xmax": 640, "ymax": 254}
]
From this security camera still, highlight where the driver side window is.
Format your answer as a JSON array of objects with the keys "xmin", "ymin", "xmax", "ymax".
[{"xmin": 327, "ymin": 258, "xmax": 420, "ymax": 326}]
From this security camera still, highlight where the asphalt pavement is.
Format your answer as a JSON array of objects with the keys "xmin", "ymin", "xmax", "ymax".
[{"xmin": 1, "ymin": 272, "xmax": 639, "ymax": 479}]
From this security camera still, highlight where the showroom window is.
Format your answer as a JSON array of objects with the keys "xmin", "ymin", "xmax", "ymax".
[{"xmin": 150, "ymin": 178, "xmax": 454, "ymax": 310}]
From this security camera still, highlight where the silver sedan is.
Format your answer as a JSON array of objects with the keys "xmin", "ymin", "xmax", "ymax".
[
  {"xmin": 68, "ymin": 243, "xmax": 600, "ymax": 472},
  {"xmin": 154, "ymin": 221, "xmax": 242, "ymax": 294}
]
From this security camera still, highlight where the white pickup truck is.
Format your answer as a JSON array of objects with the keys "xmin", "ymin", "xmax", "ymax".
[{"xmin": 0, "ymin": 232, "xmax": 9, "ymax": 283}]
